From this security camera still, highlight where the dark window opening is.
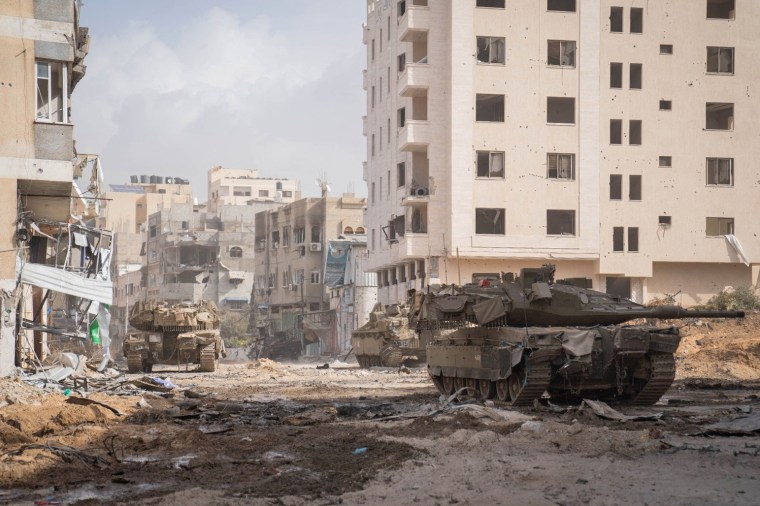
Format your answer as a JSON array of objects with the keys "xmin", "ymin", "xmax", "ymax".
[
  {"xmin": 397, "ymin": 162, "xmax": 406, "ymax": 187},
  {"xmin": 660, "ymin": 44, "xmax": 673, "ymax": 55},
  {"xmin": 629, "ymin": 175, "xmax": 642, "ymax": 200},
  {"xmin": 475, "ymin": 208, "xmax": 505, "ymax": 235},
  {"xmin": 613, "ymin": 227, "xmax": 624, "ymax": 252},
  {"xmin": 477, "ymin": 36, "xmax": 505, "ymax": 64},
  {"xmin": 547, "ymin": 97, "xmax": 575, "ymax": 124},
  {"xmin": 546, "ymin": 210, "xmax": 576, "ymax": 236},
  {"xmin": 659, "ymin": 156, "xmax": 672, "ymax": 167},
  {"xmin": 547, "ymin": 0, "xmax": 576, "ymax": 11},
  {"xmin": 630, "ymin": 7, "xmax": 643, "ymax": 33},
  {"xmin": 606, "ymin": 277, "xmax": 631, "ymax": 299},
  {"xmin": 610, "ymin": 119, "xmax": 622, "ymax": 144},
  {"xmin": 659, "ymin": 100, "xmax": 672, "ymax": 111},
  {"xmin": 610, "ymin": 175, "xmax": 622, "ymax": 200},
  {"xmin": 659, "ymin": 216, "xmax": 672, "ymax": 226},
  {"xmin": 397, "ymin": 53, "xmax": 406, "ymax": 72},
  {"xmin": 628, "ymin": 227, "xmax": 639, "ymax": 252},
  {"xmin": 630, "ymin": 63, "xmax": 642, "ymax": 89},
  {"xmin": 706, "ymin": 217, "xmax": 734, "ymax": 236},
  {"xmin": 547, "ymin": 153, "xmax": 575, "ymax": 180},
  {"xmin": 707, "ymin": 47, "xmax": 734, "ymax": 74},
  {"xmin": 706, "ymin": 158, "xmax": 734, "ymax": 186},
  {"xmin": 397, "ymin": 107, "xmax": 406, "ymax": 128},
  {"xmin": 476, "ymin": 0, "xmax": 505, "ymax": 7},
  {"xmin": 610, "ymin": 7, "xmax": 624, "ymax": 32},
  {"xmin": 629, "ymin": 120, "xmax": 642, "ymax": 145},
  {"xmin": 477, "ymin": 151, "xmax": 505, "ymax": 178},
  {"xmin": 706, "ymin": 102, "xmax": 734, "ymax": 130},
  {"xmin": 476, "ymin": 94, "xmax": 505, "ymax": 122},
  {"xmin": 707, "ymin": 0, "xmax": 735, "ymax": 20},
  {"xmin": 229, "ymin": 246, "xmax": 243, "ymax": 258},
  {"xmin": 547, "ymin": 40, "xmax": 576, "ymax": 67},
  {"xmin": 610, "ymin": 62, "xmax": 623, "ymax": 88}
]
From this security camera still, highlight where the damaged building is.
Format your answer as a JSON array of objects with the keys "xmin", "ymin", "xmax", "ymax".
[
  {"xmin": 253, "ymin": 192, "xmax": 367, "ymax": 355},
  {"xmin": 363, "ymin": 0, "xmax": 759, "ymax": 306},
  {"xmin": 0, "ymin": 1, "xmax": 109, "ymax": 375}
]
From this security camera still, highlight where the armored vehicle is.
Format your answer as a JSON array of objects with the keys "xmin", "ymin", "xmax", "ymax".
[
  {"xmin": 352, "ymin": 303, "xmax": 426, "ymax": 367},
  {"xmin": 415, "ymin": 265, "xmax": 744, "ymax": 405},
  {"xmin": 124, "ymin": 300, "xmax": 225, "ymax": 373}
]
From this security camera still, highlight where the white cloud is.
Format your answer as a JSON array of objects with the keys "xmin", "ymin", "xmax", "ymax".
[{"xmin": 75, "ymin": 5, "xmax": 366, "ymax": 199}]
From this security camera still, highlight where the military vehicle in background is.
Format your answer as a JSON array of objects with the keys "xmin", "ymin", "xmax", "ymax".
[
  {"xmin": 414, "ymin": 265, "xmax": 744, "ymax": 405},
  {"xmin": 124, "ymin": 300, "xmax": 225, "ymax": 373},
  {"xmin": 352, "ymin": 302, "xmax": 426, "ymax": 367}
]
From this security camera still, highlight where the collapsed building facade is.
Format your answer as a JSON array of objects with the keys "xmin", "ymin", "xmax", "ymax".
[
  {"xmin": 363, "ymin": 0, "xmax": 759, "ymax": 307},
  {"xmin": 253, "ymin": 193, "xmax": 367, "ymax": 355},
  {"xmin": 0, "ymin": 0, "xmax": 110, "ymax": 375}
]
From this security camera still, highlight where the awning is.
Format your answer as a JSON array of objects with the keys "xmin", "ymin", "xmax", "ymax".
[
  {"xmin": 19, "ymin": 261, "xmax": 113, "ymax": 305},
  {"xmin": 228, "ymin": 271, "xmax": 246, "ymax": 281}
]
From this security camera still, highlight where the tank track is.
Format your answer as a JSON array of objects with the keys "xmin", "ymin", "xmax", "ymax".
[
  {"xmin": 357, "ymin": 355, "xmax": 382, "ymax": 367},
  {"xmin": 379, "ymin": 345, "xmax": 404, "ymax": 367},
  {"xmin": 510, "ymin": 363, "xmax": 552, "ymax": 406},
  {"xmin": 198, "ymin": 344, "xmax": 217, "ymax": 372},
  {"xmin": 632, "ymin": 352, "xmax": 676, "ymax": 405},
  {"xmin": 127, "ymin": 353, "xmax": 144, "ymax": 374}
]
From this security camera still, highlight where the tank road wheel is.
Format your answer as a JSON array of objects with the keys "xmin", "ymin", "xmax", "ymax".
[
  {"xmin": 430, "ymin": 374, "xmax": 447, "ymax": 395},
  {"xmin": 441, "ymin": 376, "xmax": 456, "ymax": 395},
  {"xmin": 478, "ymin": 379, "xmax": 496, "ymax": 399},
  {"xmin": 379, "ymin": 344, "xmax": 404, "ymax": 367},
  {"xmin": 465, "ymin": 378, "xmax": 478, "ymax": 395},
  {"xmin": 356, "ymin": 355, "xmax": 367, "ymax": 368},
  {"xmin": 496, "ymin": 379, "xmax": 510, "ymax": 401},
  {"xmin": 454, "ymin": 377, "xmax": 466, "ymax": 392},
  {"xmin": 507, "ymin": 368, "xmax": 527, "ymax": 403},
  {"xmin": 127, "ymin": 353, "xmax": 143, "ymax": 374},
  {"xmin": 199, "ymin": 344, "xmax": 217, "ymax": 372}
]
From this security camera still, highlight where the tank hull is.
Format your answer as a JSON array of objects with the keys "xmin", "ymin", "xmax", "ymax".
[
  {"xmin": 124, "ymin": 329, "xmax": 224, "ymax": 373},
  {"xmin": 352, "ymin": 330, "xmax": 426, "ymax": 367},
  {"xmin": 426, "ymin": 324, "xmax": 681, "ymax": 405}
]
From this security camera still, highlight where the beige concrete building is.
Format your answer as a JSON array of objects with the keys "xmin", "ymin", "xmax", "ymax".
[
  {"xmin": 0, "ymin": 1, "xmax": 107, "ymax": 374},
  {"xmin": 363, "ymin": 0, "xmax": 759, "ymax": 306},
  {"xmin": 253, "ymin": 194, "xmax": 366, "ymax": 354},
  {"xmin": 207, "ymin": 166, "xmax": 301, "ymax": 212}
]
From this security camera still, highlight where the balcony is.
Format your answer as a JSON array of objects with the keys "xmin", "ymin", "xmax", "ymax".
[
  {"xmin": 399, "ymin": 5, "xmax": 430, "ymax": 42},
  {"xmin": 399, "ymin": 63, "xmax": 430, "ymax": 97},
  {"xmin": 398, "ymin": 120, "xmax": 430, "ymax": 152}
]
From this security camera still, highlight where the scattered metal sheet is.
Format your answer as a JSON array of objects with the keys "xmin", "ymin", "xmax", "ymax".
[
  {"xmin": 583, "ymin": 399, "xmax": 662, "ymax": 422},
  {"xmin": 701, "ymin": 412, "xmax": 760, "ymax": 436}
]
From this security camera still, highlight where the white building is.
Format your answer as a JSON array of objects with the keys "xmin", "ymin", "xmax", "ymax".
[
  {"xmin": 207, "ymin": 166, "xmax": 301, "ymax": 212},
  {"xmin": 362, "ymin": 0, "xmax": 759, "ymax": 306}
]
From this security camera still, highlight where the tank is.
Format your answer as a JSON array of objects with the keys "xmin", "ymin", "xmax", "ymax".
[
  {"xmin": 123, "ymin": 300, "xmax": 225, "ymax": 373},
  {"xmin": 415, "ymin": 265, "xmax": 744, "ymax": 405},
  {"xmin": 351, "ymin": 302, "xmax": 426, "ymax": 368}
]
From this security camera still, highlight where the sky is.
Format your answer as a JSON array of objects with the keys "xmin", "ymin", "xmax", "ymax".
[{"xmin": 75, "ymin": 0, "xmax": 368, "ymax": 200}]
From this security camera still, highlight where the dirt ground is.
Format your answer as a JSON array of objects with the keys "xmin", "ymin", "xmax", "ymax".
[{"xmin": 1, "ymin": 314, "xmax": 759, "ymax": 505}]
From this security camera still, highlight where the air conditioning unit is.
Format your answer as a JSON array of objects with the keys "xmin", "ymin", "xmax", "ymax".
[{"xmin": 310, "ymin": 242, "xmax": 322, "ymax": 252}]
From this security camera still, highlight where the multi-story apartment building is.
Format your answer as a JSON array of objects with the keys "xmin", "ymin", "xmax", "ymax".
[
  {"xmin": 253, "ymin": 194, "xmax": 366, "ymax": 354},
  {"xmin": 0, "ymin": 1, "xmax": 108, "ymax": 374},
  {"xmin": 363, "ymin": 0, "xmax": 759, "ymax": 306},
  {"xmin": 207, "ymin": 166, "xmax": 301, "ymax": 212}
]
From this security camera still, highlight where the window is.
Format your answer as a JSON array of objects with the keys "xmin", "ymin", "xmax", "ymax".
[
  {"xmin": 629, "ymin": 120, "xmax": 642, "ymax": 145},
  {"xmin": 477, "ymin": 36, "xmax": 505, "ymax": 64},
  {"xmin": 547, "ymin": 97, "xmax": 575, "ymax": 124},
  {"xmin": 628, "ymin": 227, "xmax": 639, "ymax": 252},
  {"xmin": 476, "ymin": 94, "xmax": 505, "ymax": 122},
  {"xmin": 258, "ymin": 190, "xmax": 269, "ymax": 197},
  {"xmin": 387, "ymin": 67, "xmax": 391, "ymax": 93},
  {"xmin": 398, "ymin": 107, "xmax": 406, "ymax": 128},
  {"xmin": 659, "ymin": 216, "xmax": 672, "ymax": 226},
  {"xmin": 659, "ymin": 100, "xmax": 672, "ymax": 111},
  {"xmin": 310, "ymin": 271, "xmax": 320, "ymax": 284},
  {"xmin": 379, "ymin": 127, "xmax": 383, "ymax": 151},
  {"xmin": 547, "ymin": 0, "xmax": 576, "ymax": 11},
  {"xmin": 706, "ymin": 103, "xmax": 734, "ymax": 130},
  {"xmin": 293, "ymin": 227, "xmax": 305, "ymax": 245},
  {"xmin": 282, "ymin": 190, "xmax": 293, "ymax": 198},
  {"xmin": 706, "ymin": 217, "xmax": 734, "ymax": 236},
  {"xmin": 610, "ymin": 7, "xmax": 624, "ymax": 33},
  {"xmin": 371, "ymin": 134, "xmax": 376, "ymax": 156},
  {"xmin": 629, "ymin": 175, "xmax": 642, "ymax": 200},
  {"xmin": 387, "ymin": 170, "xmax": 391, "ymax": 196},
  {"xmin": 476, "ymin": 0, "xmax": 505, "ymax": 7},
  {"xmin": 398, "ymin": 53, "xmax": 406, "ymax": 72},
  {"xmin": 35, "ymin": 61, "xmax": 68, "ymax": 123},
  {"xmin": 659, "ymin": 156, "xmax": 672, "ymax": 167},
  {"xmin": 379, "ymin": 78, "xmax": 383, "ymax": 103},
  {"xmin": 706, "ymin": 158, "xmax": 734, "ymax": 186},
  {"xmin": 397, "ymin": 162, "xmax": 406, "ymax": 187},
  {"xmin": 344, "ymin": 226, "xmax": 354, "ymax": 235},
  {"xmin": 371, "ymin": 39, "xmax": 375, "ymax": 60},
  {"xmin": 610, "ymin": 175, "xmax": 622, "ymax": 200},
  {"xmin": 613, "ymin": 227, "xmax": 624, "ymax": 252},
  {"xmin": 660, "ymin": 44, "xmax": 673, "ymax": 55},
  {"xmin": 610, "ymin": 62, "xmax": 623, "ymax": 88},
  {"xmin": 371, "ymin": 182, "xmax": 376, "ymax": 203},
  {"xmin": 229, "ymin": 246, "xmax": 243, "ymax": 258},
  {"xmin": 610, "ymin": 119, "xmax": 622, "ymax": 144},
  {"xmin": 707, "ymin": 47, "xmax": 734, "ymax": 74},
  {"xmin": 398, "ymin": 1, "xmax": 406, "ymax": 17},
  {"xmin": 630, "ymin": 8, "xmax": 643, "ymax": 33},
  {"xmin": 707, "ymin": 0, "xmax": 735, "ymax": 20},
  {"xmin": 282, "ymin": 226, "xmax": 291, "ymax": 247},
  {"xmin": 387, "ymin": 118, "xmax": 391, "ymax": 143},
  {"xmin": 630, "ymin": 63, "xmax": 642, "ymax": 89},
  {"xmin": 547, "ymin": 40, "xmax": 576, "ymax": 67},
  {"xmin": 476, "ymin": 151, "xmax": 505, "ymax": 178},
  {"xmin": 547, "ymin": 210, "xmax": 576, "ymax": 236},
  {"xmin": 547, "ymin": 153, "xmax": 575, "ymax": 180},
  {"xmin": 149, "ymin": 225, "xmax": 157, "ymax": 238},
  {"xmin": 311, "ymin": 225, "xmax": 321, "ymax": 243},
  {"xmin": 371, "ymin": 86, "xmax": 375, "ymax": 108},
  {"xmin": 271, "ymin": 230, "xmax": 280, "ymax": 248},
  {"xmin": 475, "ymin": 208, "xmax": 505, "ymax": 235},
  {"xmin": 356, "ymin": 227, "xmax": 365, "ymax": 234}
]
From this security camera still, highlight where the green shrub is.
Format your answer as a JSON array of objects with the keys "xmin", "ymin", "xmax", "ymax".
[
  {"xmin": 219, "ymin": 311, "xmax": 252, "ymax": 347},
  {"xmin": 706, "ymin": 286, "xmax": 760, "ymax": 311}
]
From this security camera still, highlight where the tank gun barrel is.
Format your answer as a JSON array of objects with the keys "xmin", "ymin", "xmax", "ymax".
[{"xmin": 645, "ymin": 305, "xmax": 745, "ymax": 320}]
